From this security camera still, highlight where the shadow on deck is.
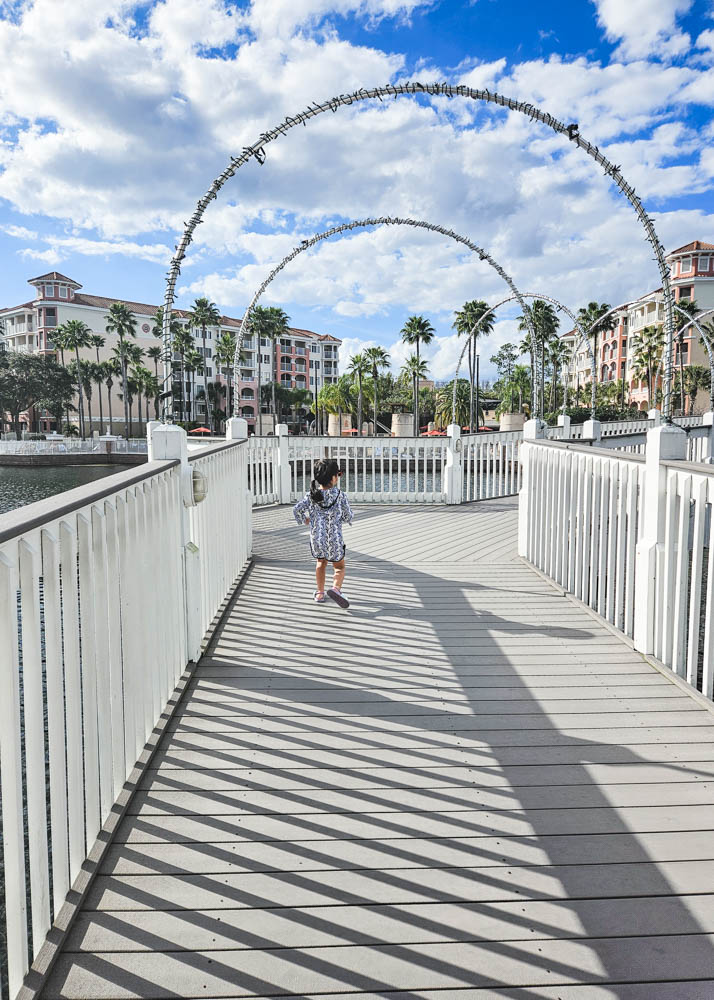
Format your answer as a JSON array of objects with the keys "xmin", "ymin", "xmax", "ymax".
[{"xmin": 42, "ymin": 498, "xmax": 714, "ymax": 999}]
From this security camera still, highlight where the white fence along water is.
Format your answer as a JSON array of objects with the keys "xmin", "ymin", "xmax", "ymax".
[
  {"xmin": 0, "ymin": 427, "xmax": 252, "ymax": 998},
  {"xmin": 0, "ymin": 437, "xmax": 148, "ymax": 455},
  {"xmin": 462, "ymin": 431, "xmax": 522, "ymax": 501}
]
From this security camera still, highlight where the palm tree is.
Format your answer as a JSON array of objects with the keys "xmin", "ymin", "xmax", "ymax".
[
  {"xmin": 548, "ymin": 339, "xmax": 572, "ymax": 413},
  {"xmin": 435, "ymin": 379, "xmax": 471, "ymax": 429},
  {"xmin": 88, "ymin": 333, "xmax": 106, "ymax": 430},
  {"xmin": 80, "ymin": 361, "xmax": 95, "ymax": 435},
  {"xmin": 266, "ymin": 306, "xmax": 291, "ymax": 423},
  {"xmin": 152, "ymin": 307, "xmax": 182, "ymax": 419},
  {"xmin": 347, "ymin": 353, "xmax": 370, "ymax": 436},
  {"xmin": 517, "ymin": 301, "xmax": 560, "ymax": 418},
  {"xmin": 172, "ymin": 325, "xmax": 194, "ymax": 423},
  {"xmin": 56, "ymin": 319, "xmax": 92, "ymax": 437},
  {"xmin": 185, "ymin": 347, "xmax": 204, "ymax": 424},
  {"xmin": 364, "ymin": 346, "xmax": 390, "ymax": 433},
  {"xmin": 103, "ymin": 360, "xmax": 119, "ymax": 435},
  {"xmin": 453, "ymin": 301, "xmax": 494, "ymax": 430},
  {"xmin": 142, "ymin": 370, "xmax": 160, "ymax": 423},
  {"xmin": 402, "ymin": 355, "xmax": 429, "ymax": 433},
  {"xmin": 576, "ymin": 301, "xmax": 612, "ymax": 387},
  {"xmin": 147, "ymin": 344, "xmax": 162, "ymax": 378},
  {"xmin": 188, "ymin": 297, "xmax": 221, "ymax": 429},
  {"xmin": 130, "ymin": 364, "xmax": 153, "ymax": 432},
  {"xmin": 631, "ymin": 324, "xmax": 664, "ymax": 409},
  {"xmin": 246, "ymin": 306, "xmax": 274, "ymax": 435},
  {"xmin": 335, "ymin": 373, "xmax": 355, "ymax": 435},
  {"xmin": 105, "ymin": 303, "xmax": 137, "ymax": 439},
  {"xmin": 215, "ymin": 331, "xmax": 238, "ymax": 430},
  {"xmin": 401, "ymin": 316, "xmax": 435, "ymax": 434},
  {"xmin": 674, "ymin": 299, "xmax": 700, "ymax": 414}
]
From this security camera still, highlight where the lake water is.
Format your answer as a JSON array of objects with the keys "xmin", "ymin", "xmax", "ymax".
[{"xmin": 0, "ymin": 465, "xmax": 119, "ymax": 515}]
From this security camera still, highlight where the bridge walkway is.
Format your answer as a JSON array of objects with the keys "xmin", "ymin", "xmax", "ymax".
[{"xmin": 43, "ymin": 498, "xmax": 714, "ymax": 998}]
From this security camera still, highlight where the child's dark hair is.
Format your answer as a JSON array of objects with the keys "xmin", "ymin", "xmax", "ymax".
[{"xmin": 310, "ymin": 459, "xmax": 340, "ymax": 502}]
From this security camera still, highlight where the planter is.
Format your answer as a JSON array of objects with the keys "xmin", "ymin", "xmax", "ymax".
[
  {"xmin": 327, "ymin": 414, "xmax": 354, "ymax": 437},
  {"xmin": 390, "ymin": 413, "xmax": 413, "ymax": 436},
  {"xmin": 499, "ymin": 412, "xmax": 525, "ymax": 432}
]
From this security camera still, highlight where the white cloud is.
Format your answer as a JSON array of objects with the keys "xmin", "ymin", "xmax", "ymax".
[
  {"xmin": 3, "ymin": 224, "xmax": 38, "ymax": 240},
  {"xmin": 591, "ymin": 0, "xmax": 693, "ymax": 60}
]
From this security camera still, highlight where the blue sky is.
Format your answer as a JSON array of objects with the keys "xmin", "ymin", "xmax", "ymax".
[{"xmin": 1, "ymin": 0, "xmax": 713, "ymax": 378}]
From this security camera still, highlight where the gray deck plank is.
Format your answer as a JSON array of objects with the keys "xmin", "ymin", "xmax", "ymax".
[{"xmin": 43, "ymin": 500, "xmax": 714, "ymax": 999}]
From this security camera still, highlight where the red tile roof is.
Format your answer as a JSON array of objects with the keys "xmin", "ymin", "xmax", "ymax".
[
  {"xmin": 667, "ymin": 241, "xmax": 714, "ymax": 256},
  {"xmin": 0, "ymin": 300, "xmax": 35, "ymax": 315},
  {"xmin": 28, "ymin": 271, "xmax": 82, "ymax": 287}
]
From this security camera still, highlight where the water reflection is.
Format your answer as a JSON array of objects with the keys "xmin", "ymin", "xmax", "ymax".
[{"xmin": 0, "ymin": 465, "xmax": 119, "ymax": 515}]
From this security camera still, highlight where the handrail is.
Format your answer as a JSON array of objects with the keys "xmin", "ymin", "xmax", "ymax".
[
  {"xmin": 187, "ymin": 439, "xmax": 245, "ymax": 463},
  {"xmin": 525, "ymin": 437, "xmax": 646, "ymax": 463},
  {"xmin": 0, "ymin": 460, "xmax": 180, "ymax": 544}
]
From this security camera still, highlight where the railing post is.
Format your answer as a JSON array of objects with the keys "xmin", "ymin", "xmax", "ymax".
[
  {"xmin": 147, "ymin": 423, "xmax": 202, "ymax": 660},
  {"xmin": 276, "ymin": 423, "xmax": 291, "ymax": 504},
  {"xmin": 226, "ymin": 417, "xmax": 248, "ymax": 440},
  {"xmin": 701, "ymin": 411, "xmax": 714, "ymax": 463},
  {"xmin": 583, "ymin": 418, "xmax": 601, "ymax": 442},
  {"xmin": 633, "ymin": 423, "xmax": 687, "ymax": 656},
  {"xmin": 445, "ymin": 424, "xmax": 463, "ymax": 504},
  {"xmin": 557, "ymin": 414, "xmax": 571, "ymax": 437},
  {"xmin": 518, "ymin": 419, "xmax": 543, "ymax": 557}
]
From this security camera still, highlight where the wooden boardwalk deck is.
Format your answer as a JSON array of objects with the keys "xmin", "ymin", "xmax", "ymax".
[{"xmin": 43, "ymin": 499, "xmax": 714, "ymax": 999}]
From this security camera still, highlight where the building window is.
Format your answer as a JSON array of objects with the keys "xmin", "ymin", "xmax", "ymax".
[
  {"xmin": 699, "ymin": 255, "xmax": 710, "ymax": 272},
  {"xmin": 678, "ymin": 286, "xmax": 693, "ymax": 300},
  {"xmin": 681, "ymin": 257, "xmax": 692, "ymax": 273},
  {"xmin": 45, "ymin": 308, "xmax": 57, "ymax": 327},
  {"xmin": 59, "ymin": 286, "xmax": 68, "ymax": 298}
]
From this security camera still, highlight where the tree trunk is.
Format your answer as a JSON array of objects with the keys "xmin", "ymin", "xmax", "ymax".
[
  {"xmin": 202, "ymin": 325, "xmax": 209, "ymax": 429},
  {"xmin": 468, "ymin": 337, "xmax": 474, "ymax": 431},
  {"xmin": 121, "ymin": 341, "xmax": 130, "ymax": 440},
  {"xmin": 96, "ymin": 349, "xmax": 104, "ymax": 432},
  {"xmin": 475, "ymin": 354, "xmax": 480, "ymax": 432},
  {"xmin": 107, "ymin": 384, "xmax": 114, "ymax": 434},
  {"xmin": 75, "ymin": 348, "xmax": 85, "ymax": 439},
  {"xmin": 357, "ymin": 375, "xmax": 363, "ymax": 437},
  {"xmin": 86, "ymin": 388, "xmax": 93, "ymax": 435},
  {"xmin": 373, "ymin": 370, "xmax": 378, "ymax": 434},
  {"xmin": 257, "ymin": 344, "xmax": 262, "ymax": 436},
  {"xmin": 271, "ymin": 338, "xmax": 277, "ymax": 421}
]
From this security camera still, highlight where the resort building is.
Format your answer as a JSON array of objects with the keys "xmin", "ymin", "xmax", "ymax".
[
  {"xmin": 1, "ymin": 272, "xmax": 340, "ymax": 435},
  {"xmin": 562, "ymin": 240, "xmax": 714, "ymax": 413}
]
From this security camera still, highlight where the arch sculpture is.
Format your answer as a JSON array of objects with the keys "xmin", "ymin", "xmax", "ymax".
[
  {"xmin": 160, "ymin": 81, "xmax": 676, "ymax": 422},
  {"xmin": 231, "ymin": 215, "xmax": 536, "ymax": 417}
]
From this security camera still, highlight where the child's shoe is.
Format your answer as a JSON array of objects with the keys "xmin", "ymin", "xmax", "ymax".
[
  {"xmin": 313, "ymin": 590, "xmax": 326, "ymax": 603},
  {"xmin": 327, "ymin": 587, "xmax": 350, "ymax": 608}
]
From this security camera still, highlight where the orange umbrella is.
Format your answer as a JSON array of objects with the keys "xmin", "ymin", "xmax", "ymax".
[{"xmin": 189, "ymin": 427, "xmax": 212, "ymax": 434}]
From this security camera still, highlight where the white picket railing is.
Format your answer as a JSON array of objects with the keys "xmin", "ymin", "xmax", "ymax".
[
  {"xmin": 687, "ymin": 425, "xmax": 713, "ymax": 464},
  {"xmin": 189, "ymin": 442, "xmax": 252, "ymax": 638},
  {"xmin": 287, "ymin": 436, "xmax": 448, "ymax": 502},
  {"xmin": 0, "ymin": 430, "xmax": 252, "ymax": 998},
  {"xmin": 655, "ymin": 460, "xmax": 714, "ymax": 695},
  {"xmin": 245, "ymin": 436, "xmax": 279, "ymax": 504},
  {"xmin": 520, "ymin": 440, "xmax": 645, "ymax": 637},
  {"xmin": 520, "ymin": 429, "xmax": 714, "ymax": 703},
  {"xmin": 462, "ymin": 431, "xmax": 522, "ymax": 501}
]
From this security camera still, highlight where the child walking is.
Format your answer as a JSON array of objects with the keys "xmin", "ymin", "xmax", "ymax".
[{"xmin": 293, "ymin": 458, "xmax": 353, "ymax": 607}]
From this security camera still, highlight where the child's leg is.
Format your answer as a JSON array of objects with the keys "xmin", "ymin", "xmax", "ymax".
[
  {"xmin": 332, "ymin": 558, "xmax": 346, "ymax": 590},
  {"xmin": 315, "ymin": 559, "xmax": 328, "ymax": 593}
]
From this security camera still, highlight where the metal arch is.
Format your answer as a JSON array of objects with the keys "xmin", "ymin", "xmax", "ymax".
[
  {"xmin": 653, "ymin": 306, "xmax": 714, "ymax": 413},
  {"xmin": 451, "ymin": 292, "xmax": 594, "ymax": 424},
  {"xmin": 230, "ymin": 215, "xmax": 537, "ymax": 418},
  {"xmin": 160, "ymin": 80, "xmax": 675, "ymax": 423}
]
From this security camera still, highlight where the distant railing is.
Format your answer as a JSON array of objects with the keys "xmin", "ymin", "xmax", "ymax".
[
  {"xmin": 0, "ymin": 438, "xmax": 148, "ymax": 455},
  {"xmin": 462, "ymin": 431, "xmax": 522, "ymax": 500},
  {"xmin": 0, "ymin": 430, "xmax": 252, "ymax": 997},
  {"xmin": 246, "ymin": 436, "xmax": 279, "ymax": 504}
]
